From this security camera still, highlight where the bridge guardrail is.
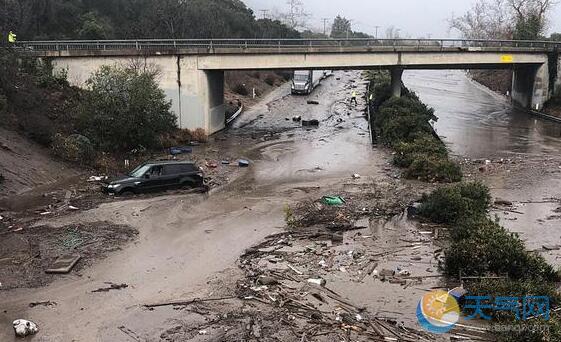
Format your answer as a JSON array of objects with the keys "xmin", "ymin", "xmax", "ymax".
[{"xmin": 15, "ymin": 38, "xmax": 561, "ymax": 52}]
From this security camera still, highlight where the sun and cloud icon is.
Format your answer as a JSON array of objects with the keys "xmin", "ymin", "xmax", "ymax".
[{"xmin": 417, "ymin": 290, "xmax": 461, "ymax": 334}]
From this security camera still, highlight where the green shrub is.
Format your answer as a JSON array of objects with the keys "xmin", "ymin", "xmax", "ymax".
[
  {"xmin": 467, "ymin": 278, "xmax": 560, "ymax": 318},
  {"xmin": 374, "ymin": 96, "xmax": 437, "ymax": 146},
  {"xmin": 233, "ymin": 83, "xmax": 249, "ymax": 96},
  {"xmin": 52, "ymin": 133, "xmax": 95, "ymax": 164},
  {"xmin": 444, "ymin": 216, "xmax": 558, "ymax": 281},
  {"xmin": 466, "ymin": 278, "xmax": 561, "ymax": 341},
  {"xmin": 0, "ymin": 94, "xmax": 6, "ymax": 114},
  {"xmin": 393, "ymin": 134, "xmax": 448, "ymax": 167},
  {"xmin": 418, "ymin": 182, "xmax": 490, "ymax": 224},
  {"xmin": 264, "ymin": 75, "xmax": 276, "ymax": 86},
  {"xmin": 79, "ymin": 65, "xmax": 176, "ymax": 152},
  {"xmin": 495, "ymin": 318, "xmax": 561, "ymax": 342},
  {"xmin": 404, "ymin": 154, "xmax": 462, "ymax": 183}
]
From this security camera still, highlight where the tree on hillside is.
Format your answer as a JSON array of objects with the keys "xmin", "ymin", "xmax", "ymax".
[
  {"xmin": 509, "ymin": 0, "xmax": 556, "ymax": 39},
  {"xmin": 330, "ymin": 15, "xmax": 352, "ymax": 38},
  {"xmin": 79, "ymin": 66, "xmax": 176, "ymax": 152},
  {"xmin": 550, "ymin": 32, "xmax": 561, "ymax": 41},
  {"xmin": 3, "ymin": 0, "xmax": 298, "ymax": 40},
  {"xmin": 255, "ymin": 19, "xmax": 301, "ymax": 38},
  {"xmin": 450, "ymin": 0, "xmax": 557, "ymax": 40},
  {"xmin": 77, "ymin": 11, "xmax": 113, "ymax": 39}
]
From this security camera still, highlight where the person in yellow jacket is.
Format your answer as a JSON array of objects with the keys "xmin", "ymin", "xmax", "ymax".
[
  {"xmin": 8, "ymin": 31, "xmax": 17, "ymax": 44},
  {"xmin": 350, "ymin": 90, "xmax": 358, "ymax": 106}
]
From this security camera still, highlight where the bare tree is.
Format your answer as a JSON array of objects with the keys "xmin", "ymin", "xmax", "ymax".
[
  {"xmin": 508, "ymin": 0, "xmax": 557, "ymax": 38},
  {"xmin": 283, "ymin": 0, "xmax": 309, "ymax": 30},
  {"xmin": 385, "ymin": 26, "xmax": 401, "ymax": 39},
  {"xmin": 450, "ymin": 0, "xmax": 557, "ymax": 39},
  {"xmin": 449, "ymin": 0, "xmax": 512, "ymax": 39}
]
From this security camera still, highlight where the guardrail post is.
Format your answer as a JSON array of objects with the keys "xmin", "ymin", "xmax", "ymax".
[{"xmin": 136, "ymin": 41, "xmax": 139, "ymax": 50}]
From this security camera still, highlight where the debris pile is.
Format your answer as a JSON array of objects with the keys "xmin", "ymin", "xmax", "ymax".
[{"xmin": 233, "ymin": 231, "xmax": 437, "ymax": 341}]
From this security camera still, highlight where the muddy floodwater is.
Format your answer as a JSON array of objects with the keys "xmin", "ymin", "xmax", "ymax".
[
  {"xmin": 405, "ymin": 70, "xmax": 561, "ymax": 264},
  {"xmin": 404, "ymin": 70, "xmax": 561, "ymax": 159}
]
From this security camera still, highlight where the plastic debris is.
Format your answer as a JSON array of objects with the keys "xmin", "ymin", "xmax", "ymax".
[
  {"xmin": 13, "ymin": 319, "xmax": 38, "ymax": 337},
  {"xmin": 397, "ymin": 269, "xmax": 411, "ymax": 277},
  {"xmin": 302, "ymin": 119, "xmax": 320, "ymax": 127},
  {"xmin": 448, "ymin": 287, "xmax": 468, "ymax": 301},
  {"xmin": 87, "ymin": 176, "xmax": 107, "ymax": 182},
  {"xmin": 321, "ymin": 196, "xmax": 345, "ymax": 206},
  {"xmin": 307, "ymin": 278, "xmax": 327, "ymax": 286},
  {"xmin": 169, "ymin": 146, "xmax": 193, "ymax": 156}
]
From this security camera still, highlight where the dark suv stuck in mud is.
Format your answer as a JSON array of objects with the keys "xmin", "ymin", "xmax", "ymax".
[{"xmin": 102, "ymin": 161, "xmax": 205, "ymax": 196}]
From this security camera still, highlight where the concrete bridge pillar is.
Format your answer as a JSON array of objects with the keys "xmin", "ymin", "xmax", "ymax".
[
  {"xmin": 511, "ymin": 64, "xmax": 549, "ymax": 111},
  {"xmin": 391, "ymin": 68, "xmax": 404, "ymax": 98},
  {"xmin": 554, "ymin": 55, "xmax": 561, "ymax": 98},
  {"xmin": 177, "ymin": 56, "xmax": 225, "ymax": 133}
]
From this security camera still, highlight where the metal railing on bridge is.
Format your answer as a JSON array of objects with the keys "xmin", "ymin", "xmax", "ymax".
[{"xmin": 15, "ymin": 38, "xmax": 561, "ymax": 53}]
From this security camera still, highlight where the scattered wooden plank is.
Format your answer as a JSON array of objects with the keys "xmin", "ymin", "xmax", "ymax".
[{"xmin": 45, "ymin": 255, "xmax": 81, "ymax": 274}]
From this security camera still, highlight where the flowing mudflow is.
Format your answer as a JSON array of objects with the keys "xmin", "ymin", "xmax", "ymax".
[
  {"xmin": 405, "ymin": 70, "xmax": 561, "ymax": 265},
  {"xmin": 1, "ymin": 70, "xmax": 560, "ymax": 341}
]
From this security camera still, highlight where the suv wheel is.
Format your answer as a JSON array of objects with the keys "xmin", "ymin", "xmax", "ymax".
[{"xmin": 119, "ymin": 189, "xmax": 135, "ymax": 197}]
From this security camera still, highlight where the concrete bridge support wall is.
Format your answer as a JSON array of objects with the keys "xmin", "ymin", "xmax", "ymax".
[
  {"xmin": 177, "ymin": 57, "xmax": 225, "ymax": 133},
  {"xmin": 553, "ymin": 55, "xmax": 561, "ymax": 98},
  {"xmin": 50, "ymin": 55, "xmax": 225, "ymax": 134},
  {"xmin": 512, "ymin": 63, "xmax": 549, "ymax": 111}
]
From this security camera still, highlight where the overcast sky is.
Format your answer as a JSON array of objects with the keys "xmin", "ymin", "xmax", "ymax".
[{"xmin": 245, "ymin": 0, "xmax": 561, "ymax": 38}]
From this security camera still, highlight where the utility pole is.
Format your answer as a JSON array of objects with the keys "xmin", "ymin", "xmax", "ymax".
[
  {"xmin": 259, "ymin": 9, "xmax": 269, "ymax": 20},
  {"xmin": 322, "ymin": 18, "xmax": 329, "ymax": 36}
]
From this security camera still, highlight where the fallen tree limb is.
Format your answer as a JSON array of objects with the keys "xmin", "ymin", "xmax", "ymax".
[{"xmin": 143, "ymin": 296, "xmax": 237, "ymax": 309}]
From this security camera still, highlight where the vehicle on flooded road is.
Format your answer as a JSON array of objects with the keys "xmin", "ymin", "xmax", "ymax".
[
  {"xmin": 102, "ymin": 160, "xmax": 205, "ymax": 196},
  {"xmin": 291, "ymin": 70, "xmax": 325, "ymax": 95}
]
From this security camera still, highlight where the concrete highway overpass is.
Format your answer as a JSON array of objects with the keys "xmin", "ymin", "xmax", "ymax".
[{"xmin": 19, "ymin": 38, "xmax": 561, "ymax": 134}]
